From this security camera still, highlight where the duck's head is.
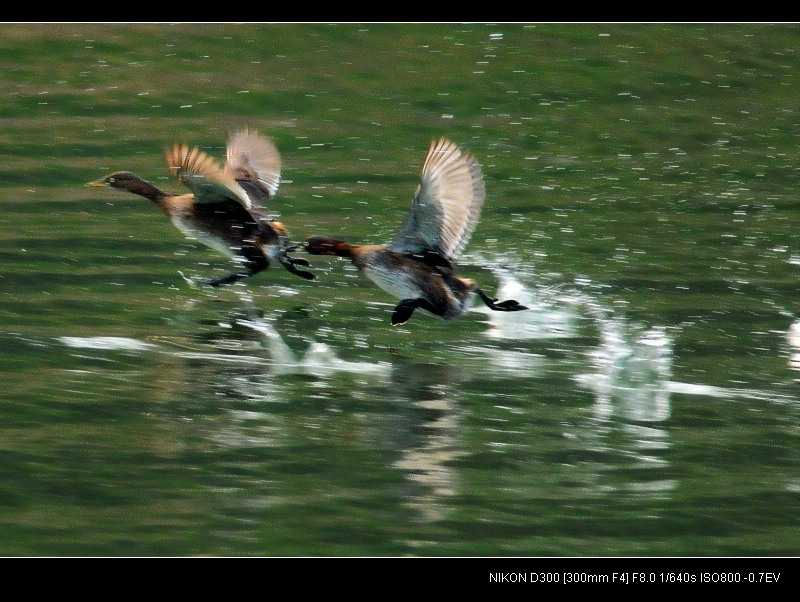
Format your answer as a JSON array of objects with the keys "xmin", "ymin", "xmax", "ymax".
[
  {"xmin": 304, "ymin": 236, "xmax": 353, "ymax": 257},
  {"xmin": 87, "ymin": 171, "xmax": 144, "ymax": 192}
]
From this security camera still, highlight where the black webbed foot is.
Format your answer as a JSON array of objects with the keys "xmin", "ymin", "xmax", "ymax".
[
  {"xmin": 391, "ymin": 298, "xmax": 440, "ymax": 325},
  {"xmin": 278, "ymin": 250, "xmax": 315, "ymax": 280},
  {"xmin": 494, "ymin": 299, "xmax": 528, "ymax": 311},
  {"xmin": 198, "ymin": 272, "xmax": 252, "ymax": 287},
  {"xmin": 476, "ymin": 288, "xmax": 528, "ymax": 312},
  {"xmin": 391, "ymin": 299, "xmax": 418, "ymax": 325}
]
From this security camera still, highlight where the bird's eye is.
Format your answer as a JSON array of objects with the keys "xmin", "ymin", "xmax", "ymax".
[{"xmin": 108, "ymin": 177, "xmax": 115, "ymax": 184}]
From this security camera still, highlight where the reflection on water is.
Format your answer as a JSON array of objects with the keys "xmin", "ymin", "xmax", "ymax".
[
  {"xmin": 20, "ymin": 258, "xmax": 800, "ymax": 554},
  {"xmin": 5, "ymin": 22, "xmax": 800, "ymax": 556},
  {"xmin": 50, "ymin": 268, "xmax": 800, "ymax": 518},
  {"xmin": 387, "ymin": 362, "xmax": 463, "ymax": 524},
  {"xmin": 222, "ymin": 318, "xmax": 464, "ymax": 525},
  {"xmin": 56, "ymin": 315, "xmax": 462, "ymax": 525},
  {"xmin": 51, "ymin": 272, "xmax": 681, "ymax": 508}
]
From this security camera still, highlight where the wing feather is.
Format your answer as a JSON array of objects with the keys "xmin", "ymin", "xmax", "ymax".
[
  {"xmin": 389, "ymin": 138, "xmax": 485, "ymax": 260},
  {"xmin": 164, "ymin": 142, "xmax": 254, "ymax": 209},
  {"xmin": 224, "ymin": 128, "xmax": 282, "ymax": 199}
]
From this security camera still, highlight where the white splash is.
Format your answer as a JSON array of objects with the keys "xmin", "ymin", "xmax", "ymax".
[
  {"xmin": 237, "ymin": 318, "xmax": 391, "ymax": 377},
  {"xmin": 576, "ymin": 318, "xmax": 673, "ymax": 422},
  {"xmin": 58, "ymin": 336, "xmax": 156, "ymax": 351},
  {"xmin": 472, "ymin": 266, "xmax": 580, "ymax": 340}
]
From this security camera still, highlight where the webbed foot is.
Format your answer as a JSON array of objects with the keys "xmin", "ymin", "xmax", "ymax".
[
  {"xmin": 391, "ymin": 298, "xmax": 440, "ymax": 325},
  {"xmin": 178, "ymin": 270, "xmax": 249, "ymax": 287},
  {"xmin": 476, "ymin": 288, "xmax": 528, "ymax": 312},
  {"xmin": 278, "ymin": 250, "xmax": 315, "ymax": 280},
  {"xmin": 391, "ymin": 300, "xmax": 418, "ymax": 325},
  {"xmin": 198, "ymin": 272, "xmax": 252, "ymax": 287}
]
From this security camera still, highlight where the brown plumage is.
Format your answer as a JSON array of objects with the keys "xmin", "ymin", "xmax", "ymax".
[
  {"xmin": 87, "ymin": 129, "xmax": 313, "ymax": 286},
  {"xmin": 304, "ymin": 138, "xmax": 527, "ymax": 325}
]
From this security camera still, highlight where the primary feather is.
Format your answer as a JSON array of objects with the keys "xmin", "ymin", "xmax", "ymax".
[
  {"xmin": 224, "ymin": 128, "xmax": 281, "ymax": 199},
  {"xmin": 389, "ymin": 138, "xmax": 485, "ymax": 260}
]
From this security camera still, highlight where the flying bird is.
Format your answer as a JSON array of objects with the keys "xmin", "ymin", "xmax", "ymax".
[
  {"xmin": 87, "ymin": 129, "xmax": 313, "ymax": 286},
  {"xmin": 304, "ymin": 138, "xmax": 527, "ymax": 325}
]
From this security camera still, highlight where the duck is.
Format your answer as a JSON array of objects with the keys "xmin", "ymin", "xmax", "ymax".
[
  {"xmin": 304, "ymin": 138, "xmax": 527, "ymax": 325},
  {"xmin": 87, "ymin": 128, "xmax": 314, "ymax": 286}
]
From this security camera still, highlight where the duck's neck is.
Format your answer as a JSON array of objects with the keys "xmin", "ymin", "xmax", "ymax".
[{"xmin": 128, "ymin": 179, "xmax": 170, "ymax": 205}]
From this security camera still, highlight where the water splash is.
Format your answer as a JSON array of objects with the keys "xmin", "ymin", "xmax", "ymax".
[
  {"xmin": 58, "ymin": 336, "xmax": 156, "ymax": 351},
  {"xmin": 576, "ymin": 317, "xmax": 673, "ymax": 423},
  {"xmin": 237, "ymin": 318, "xmax": 391, "ymax": 378},
  {"xmin": 471, "ymin": 265, "xmax": 581, "ymax": 340}
]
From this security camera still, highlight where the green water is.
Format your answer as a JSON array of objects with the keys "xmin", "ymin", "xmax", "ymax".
[{"xmin": 1, "ymin": 23, "xmax": 800, "ymax": 557}]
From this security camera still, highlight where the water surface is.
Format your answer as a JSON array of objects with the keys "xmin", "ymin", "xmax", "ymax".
[{"xmin": 2, "ymin": 23, "xmax": 800, "ymax": 557}]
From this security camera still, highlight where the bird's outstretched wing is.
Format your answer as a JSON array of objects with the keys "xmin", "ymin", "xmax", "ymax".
[
  {"xmin": 224, "ymin": 129, "xmax": 282, "ymax": 201},
  {"xmin": 164, "ymin": 143, "xmax": 254, "ymax": 209},
  {"xmin": 388, "ymin": 138, "xmax": 485, "ymax": 261}
]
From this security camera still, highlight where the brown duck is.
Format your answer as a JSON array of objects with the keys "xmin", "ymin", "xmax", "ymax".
[
  {"xmin": 87, "ymin": 129, "xmax": 313, "ymax": 286},
  {"xmin": 304, "ymin": 138, "xmax": 527, "ymax": 325}
]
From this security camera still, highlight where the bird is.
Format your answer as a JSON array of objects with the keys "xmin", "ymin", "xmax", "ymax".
[
  {"xmin": 303, "ymin": 137, "xmax": 527, "ymax": 325},
  {"xmin": 87, "ymin": 128, "xmax": 314, "ymax": 287}
]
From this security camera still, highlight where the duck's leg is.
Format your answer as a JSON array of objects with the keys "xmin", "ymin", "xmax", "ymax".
[
  {"xmin": 193, "ymin": 248, "xmax": 267, "ymax": 287},
  {"xmin": 391, "ymin": 298, "xmax": 439, "ymax": 325},
  {"xmin": 476, "ymin": 288, "xmax": 528, "ymax": 312}
]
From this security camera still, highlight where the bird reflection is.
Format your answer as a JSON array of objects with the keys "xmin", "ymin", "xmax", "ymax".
[
  {"xmin": 386, "ymin": 360, "xmax": 463, "ymax": 524},
  {"xmin": 164, "ymin": 314, "xmax": 464, "ymax": 525}
]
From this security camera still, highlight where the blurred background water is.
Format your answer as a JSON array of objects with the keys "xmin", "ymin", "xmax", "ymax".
[{"xmin": 2, "ymin": 22, "xmax": 800, "ymax": 557}]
